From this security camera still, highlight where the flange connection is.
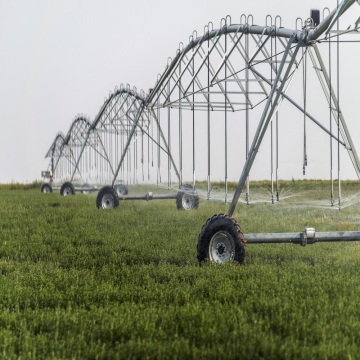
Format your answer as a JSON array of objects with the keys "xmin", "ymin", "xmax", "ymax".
[{"xmin": 301, "ymin": 227, "xmax": 316, "ymax": 246}]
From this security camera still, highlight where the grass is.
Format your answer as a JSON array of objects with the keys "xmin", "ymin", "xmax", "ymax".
[{"xmin": 1, "ymin": 181, "xmax": 360, "ymax": 359}]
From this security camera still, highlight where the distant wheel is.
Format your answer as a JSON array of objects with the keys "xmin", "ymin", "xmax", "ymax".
[
  {"xmin": 96, "ymin": 186, "xmax": 119, "ymax": 209},
  {"xmin": 180, "ymin": 184, "xmax": 194, "ymax": 190},
  {"xmin": 114, "ymin": 183, "xmax": 128, "ymax": 196},
  {"xmin": 176, "ymin": 190, "xmax": 199, "ymax": 210},
  {"xmin": 82, "ymin": 183, "xmax": 91, "ymax": 194},
  {"xmin": 197, "ymin": 214, "xmax": 246, "ymax": 264},
  {"xmin": 60, "ymin": 182, "xmax": 75, "ymax": 196},
  {"xmin": 41, "ymin": 183, "xmax": 53, "ymax": 193}
]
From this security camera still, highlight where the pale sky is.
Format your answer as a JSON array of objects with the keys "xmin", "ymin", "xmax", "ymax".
[{"xmin": 0, "ymin": 0, "xmax": 359, "ymax": 183}]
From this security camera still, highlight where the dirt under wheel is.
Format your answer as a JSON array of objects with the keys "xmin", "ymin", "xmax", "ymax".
[
  {"xmin": 197, "ymin": 214, "xmax": 246, "ymax": 264},
  {"xmin": 41, "ymin": 183, "xmax": 53, "ymax": 193},
  {"xmin": 96, "ymin": 186, "xmax": 119, "ymax": 209},
  {"xmin": 60, "ymin": 182, "xmax": 75, "ymax": 196},
  {"xmin": 176, "ymin": 190, "xmax": 199, "ymax": 210}
]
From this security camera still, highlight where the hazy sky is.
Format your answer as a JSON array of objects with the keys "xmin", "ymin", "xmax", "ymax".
[{"xmin": 0, "ymin": 0, "xmax": 359, "ymax": 183}]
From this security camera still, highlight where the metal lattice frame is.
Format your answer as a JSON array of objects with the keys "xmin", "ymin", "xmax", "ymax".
[
  {"xmin": 144, "ymin": 0, "xmax": 360, "ymax": 209},
  {"xmin": 45, "ymin": 114, "xmax": 91, "ymax": 184},
  {"xmin": 45, "ymin": 0, "xmax": 359, "ymax": 206},
  {"xmin": 66, "ymin": 84, "xmax": 180, "ymax": 187}
]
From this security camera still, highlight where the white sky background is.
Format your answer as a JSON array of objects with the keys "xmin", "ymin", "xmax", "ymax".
[{"xmin": 0, "ymin": 0, "xmax": 359, "ymax": 183}]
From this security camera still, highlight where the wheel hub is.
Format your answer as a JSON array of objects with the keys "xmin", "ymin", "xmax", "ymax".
[
  {"xmin": 182, "ymin": 193, "xmax": 193, "ymax": 210},
  {"xmin": 209, "ymin": 231, "xmax": 235, "ymax": 263},
  {"xmin": 102, "ymin": 194, "xmax": 114, "ymax": 209},
  {"xmin": 216, "ymin": 242, "xmax": 226, "ymax": 255}
]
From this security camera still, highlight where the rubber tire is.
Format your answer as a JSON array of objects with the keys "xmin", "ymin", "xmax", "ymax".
[
  {"xmin": 176, "ymin": 190, "xmax": 199, "ymax": 210},
  {"xmin": 41, "ymin": 183, "xmax": 53, "ymax": 193},
  {"xmin": 60, "ymin": 182, "xmax": 75, "ymax": 196},
  {"xmin": 197, "ymin": 214, "xmax": 246, "ymax": 264},
  {"xmin": 96, "ymin": 186, "xmax": 119, "ymax": 209},
  {"xmin": 180, "ymin": 184, "xmax": 194, "ymax": 190},
  {"xmin": 114, "ymin": 183, "xmax": 128, "ymax": 196}
]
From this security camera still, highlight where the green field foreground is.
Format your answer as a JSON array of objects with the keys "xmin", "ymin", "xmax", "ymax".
[{"xmin": 1, "ymin": 181, "xmax": 360, "ymax": 359}]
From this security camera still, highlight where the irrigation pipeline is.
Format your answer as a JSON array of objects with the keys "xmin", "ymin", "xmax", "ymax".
[{"xmin": 244, "ymin": 228, "xmax": 360, "ymax": 245}]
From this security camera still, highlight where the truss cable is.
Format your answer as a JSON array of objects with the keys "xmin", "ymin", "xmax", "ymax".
[
  {"xmin": 141, "ymin": 130, "xmax": 144, "ymax": 182},
  {"xmin": 302, "ymin": 43, "xmax": 308, "ymax": 176},
  {"xmin": 151, "ymin": 108, "xmax": 154, "ymax": 169},
  {"xmin": 134, "ymin": 134, "xmax": 137, "ymax": 184},
  {"xmin": 126, "ymin": 132, "xmax": 129, "ymax": 185},
  {"xmin": 269, "ymin": 19, "xmax": 275, "ymax": 204},
  {"xmin": 157, "ymin": 100, "xmax": 161, "ymax": 185},
  {"xmin": 95, "ymin": 137, "xmax": 98, "ymax": 182},
  {"xmin": 336, "ymin": 4, "xmax": 341, "ymax": 211},
  {"xmin": 179, "ymin": 57, "xmax": 183, "ymax": 187},
  {"xmin": 107, "ymin": 122, "xmax": 110, "ymax": 183},
  {"xmin": 192, "ymin": 43, "xmax": 196, "ymax": 189},
  {"xmin": 106, "ymin": 125, "xmax": 109, "ymax": 183},
  {"xmin": 101, "ymin": 117, "xmax": 105, "ymax": 184},
  {"xmin": 115, "ymin": 124, "xmax": 119, "ymax": 182},
  {"xmin": 224, "ymin": 22, "xmax": 228, "ymax": 203},
  {"xmin": 329, "ymin": 33, "xmax": 334, "ymax": 206},
  {"xmin": 88, "ymin": 140, "xmax": 91, "ymax": 183},
  {"xmin": 207, "ymin": 25, "xmax": 211, "ymax": 200},
  {"xmin": 245, "ymin": 22, "xmax": 250, "ymax": 205},
  {"xmin": 275, "ymin": 15, "xmax": 281, "ymax": 202},
  {"xmin": 120, "ymin": 128, "xmax": 123, "ymax": 182},
  {"xmin": 168, "ymin": 81, "xmax": 172, "ymax": 189},
  {"xmin": 147, "ymin": 114, "xmax": 150, "ymax": 181}
]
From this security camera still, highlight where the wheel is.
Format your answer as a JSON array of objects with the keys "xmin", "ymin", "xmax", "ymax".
[
  {"xmin": 176, "ymin": 189, "xmax": 199, "ymax": 210},
  {"xmin": 60, "ymin": 182, "xmax": 75, "ymax": 196},
  {"xmin": 114, "ymin": 183, "xmax": 128, "ymax": 196},
  {"xmin": 96, "ymin": 186, "xmax": 119, "ymax": 209},
  {"xmin": 197, "ymin": 214, "xmax": 246, "ymax": 264},
  {"xmin": 82, "ymin": 183, "xmax": 91, "ymax": 194},
  {"xmin": 180, "ymin": 183, "xmax": 194, "ymax": 190},
  {"xmin": 41, "ymin": 183, "xmax": 53, "ymax": 193}
]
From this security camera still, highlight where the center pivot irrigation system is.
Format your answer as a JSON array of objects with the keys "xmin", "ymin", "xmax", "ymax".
[{"xmin": 43, "ymin": 0, "xmax": 360, "ymax": 263}]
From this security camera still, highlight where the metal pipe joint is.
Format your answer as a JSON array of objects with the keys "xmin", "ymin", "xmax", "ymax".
[{"xmin": 301, "ymin": 227, "xmax": 316, "ymax": 246}]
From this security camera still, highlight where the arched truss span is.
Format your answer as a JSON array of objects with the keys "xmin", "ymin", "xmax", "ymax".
[
  {"xmin": 45, "ymin": 132, "xmax": 66, "ymax": 159},
  {"xmin": 70, "ymin": 84, "xmax": 179, "ymax": 186},
  {"xmin": 143, "ymin": 0, "xmax": 360, "ymax": 205},
  {"xmin": 65, "ymin": 115, "xmax": 92, "ymax": 146},
  {"xmin": 44, "ymin": 132, "xmax": 66, "ymax": 183},
  {"xmin": 45, "ymin": 115, "xmax": 92, "ymax": 184},
  {"xmin": 147, "ymin": 0, "xmax": 357, "ymax": 111}
]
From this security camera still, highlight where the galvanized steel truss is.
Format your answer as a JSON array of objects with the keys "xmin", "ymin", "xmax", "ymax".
[{"xmin": 45, "ymin": 0, "xmax": 359, "ymax": 210}]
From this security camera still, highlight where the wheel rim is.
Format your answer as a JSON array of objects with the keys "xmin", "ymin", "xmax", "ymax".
[
  {"xmin": 102, "ymin": 193, "xmax": 115, "ymax": 209},
  {"xmin": 42, "ymin": 186, "xmax": 50, "ymax": 193},
  {"xmin": 115, "ymin": 185, "xmax": 125, "ymax": 196},
  {"xmin": 209, "ymin": 231, "xmax": 235, "ymax": 263},
  {"xmin": 182, "ymin": 193, "xmax": 194, "ymax": 210},
  {"xmin": 63, "ymin": 187, "xmax": 72, "ymax": 196}
]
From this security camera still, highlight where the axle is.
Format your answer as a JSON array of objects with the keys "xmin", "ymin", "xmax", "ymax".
[{"xmin": 117, "ymin": 192, "xmax": 177, "ymax": 201}]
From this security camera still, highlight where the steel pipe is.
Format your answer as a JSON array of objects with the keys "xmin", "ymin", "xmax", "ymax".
[
  {"xmin": 118, "ymin": 192, "xmax": 178, "ymax": 201},
  {"xmin": 244, "ymin": 228, "xmax": 360, "ymax": 245}
]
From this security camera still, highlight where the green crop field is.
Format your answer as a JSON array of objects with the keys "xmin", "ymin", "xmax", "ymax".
[{"xmin": 1, "ymin": 180, "xmax": 360, "ymax": 359}]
